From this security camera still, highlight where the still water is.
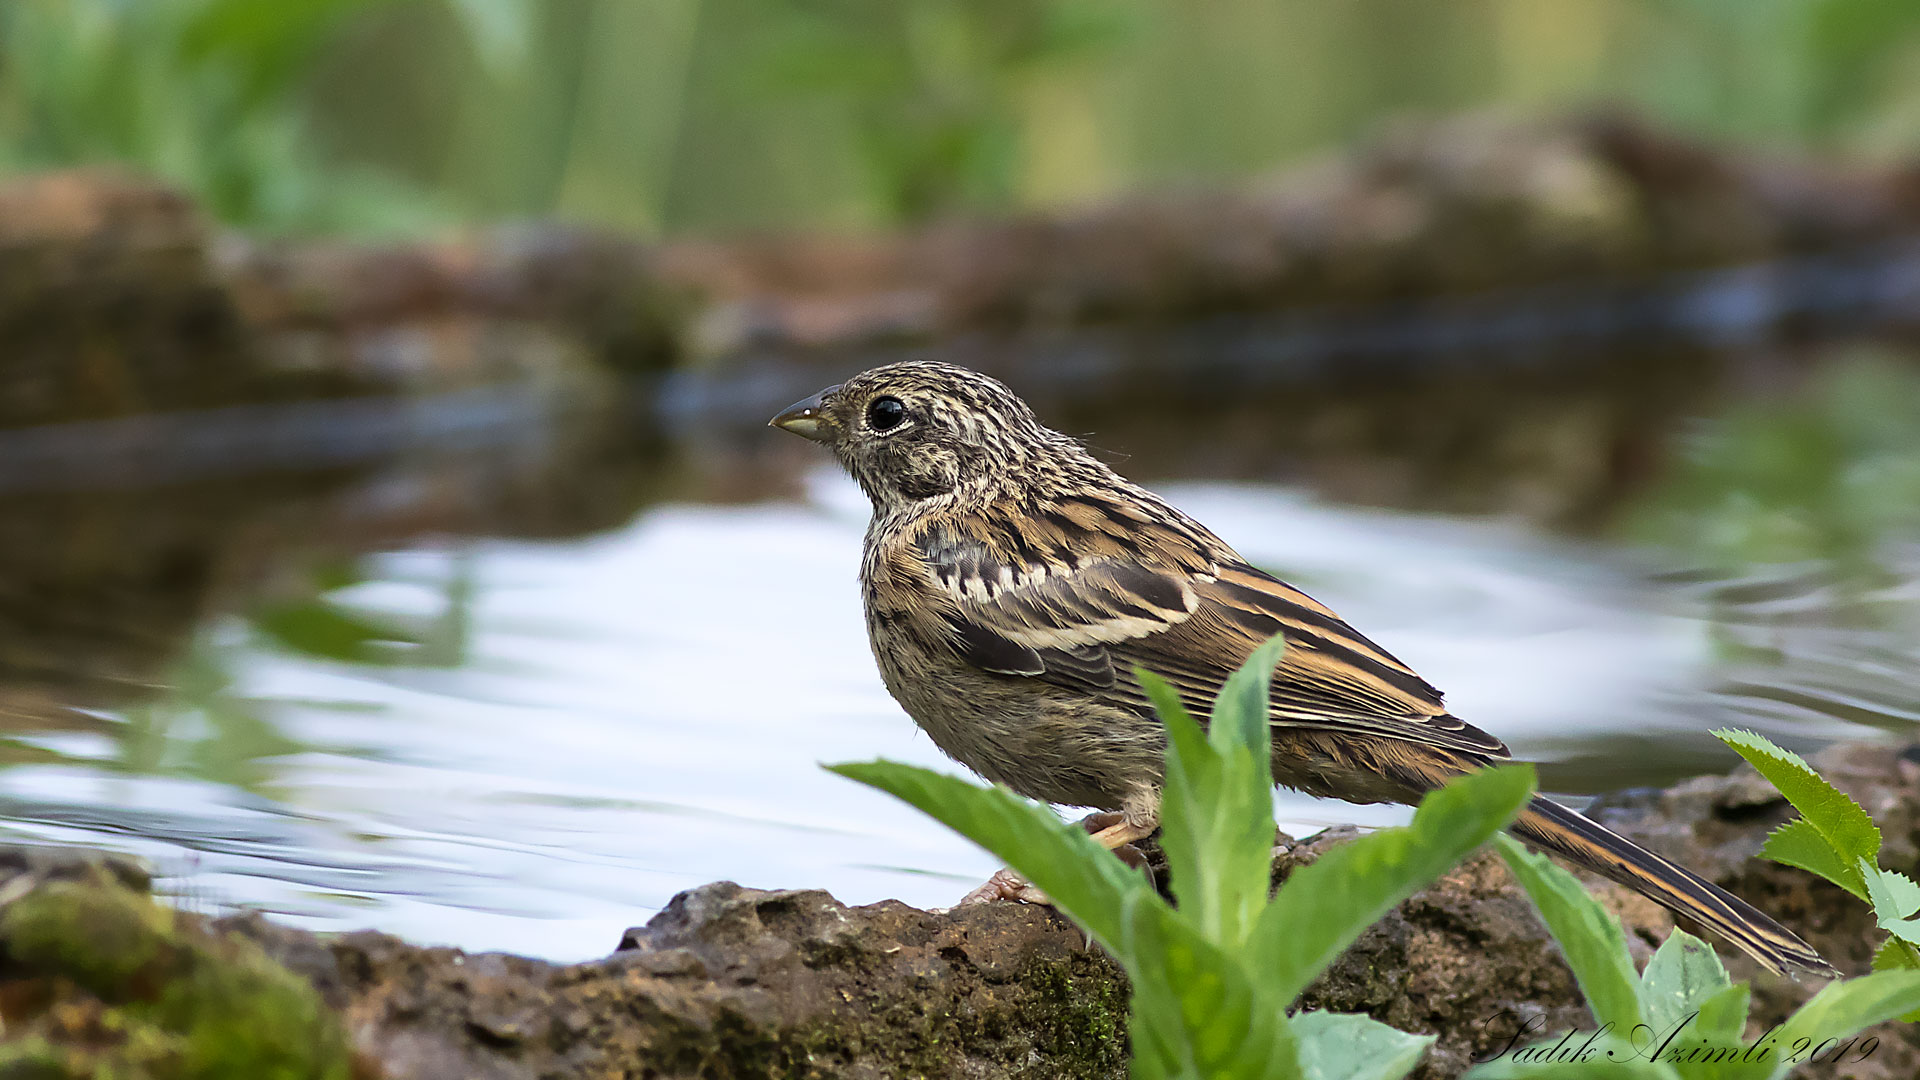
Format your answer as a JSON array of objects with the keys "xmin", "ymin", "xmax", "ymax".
[{"xmin": 0, "ymin": 448, "xmax": 1914, "ymax": 962}]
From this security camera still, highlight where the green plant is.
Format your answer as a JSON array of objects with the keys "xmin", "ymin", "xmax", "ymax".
[
  {"xmin": 0, "ymin": 0, "xmax": 481, "ymax": 232},
  {"xmin": 1714, "ymin": 729, "xmax": 1920, "ymax": 1012},
  {"xmin": 1625, "ymin": 354, "xmax": 1920, "ymax": 578},
  {"xmin": 833, "ymin": 636, "xmax": 1536, "ymax": 1079},
  {"xmin": 1465, "ymin": 832, "xmax": 1920, "ymax": 1079}
]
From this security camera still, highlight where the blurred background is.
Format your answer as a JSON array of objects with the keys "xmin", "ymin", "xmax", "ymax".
[
  {"xmin": 10, "ymin": 0, "xmax": 1920, "ymax": 234},
  {"xmin": 1, "ymin": 0, "xmax": 1918, "ymax": 961}
]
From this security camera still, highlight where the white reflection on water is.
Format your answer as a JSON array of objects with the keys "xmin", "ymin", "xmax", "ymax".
[{"xmin": 0, "ymin": 469, "xmax": 1904, "ymax": 959}]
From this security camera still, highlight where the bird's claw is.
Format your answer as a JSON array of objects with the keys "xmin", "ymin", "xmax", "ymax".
[
  {"xmin": 958, "ymin": 838, "xmax": 1158, "ymax": 908},
  {"xmin": 959, "ymin": 867, "xmax": 1053, "ymax": 906}
]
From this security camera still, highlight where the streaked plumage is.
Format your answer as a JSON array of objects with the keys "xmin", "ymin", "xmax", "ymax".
[{"xmin": 772, "ymin": 360, "xmax": 1834, "ymax": 978}]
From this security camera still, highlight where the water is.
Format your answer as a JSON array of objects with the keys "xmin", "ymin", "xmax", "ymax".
[{"xmin": 0, "ymin": 447, "xmax": 1914, "ymax": 963}]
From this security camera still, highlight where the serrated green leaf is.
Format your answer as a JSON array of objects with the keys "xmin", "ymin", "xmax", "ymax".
[
  {"xmin": 1760, "ymin": 819, "xmax": 1865, "ymax": 899},
  {"xmin": 1764, "ymin": 970, "xmax": 1920, "ymax": 1080},
  {"xmin": 1639, "ymin": 930, "xmax": 1732, "ymax": 1040},
  {"xmin": 1251, "ymin": 766, "xmax": 1535, "ymax": 1007},
  {"xmin": 1294, "ymin": 1011, "xmax": 1433, "ymax": 1080},
  {"xmin": 1871, "ymin": 936, "xmax": 1920, "ymax": 971},
  {"xmin": 828, "ymin": 760, "xmax": 1149, "ymax": 950},
  {"xmin": 1495, "ymin": 833, "xmax": 1644, "ymax": 1033},
  {"xmin": 1860, "ymin": 861, "xmax": 1920, "ymax": 945},
  {"xmin": 1711, "ymin": 730, "xmax": 1879, "ymax": 892},
  {"xmin": 1870, "ymin": 939, "xmax": 1920, "ymax": 1023}
]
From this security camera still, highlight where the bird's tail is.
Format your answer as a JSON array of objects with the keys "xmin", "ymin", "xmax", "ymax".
[{"xmin": 1511, "ymin": 796, "xmax": 1836, "ymax": 979}]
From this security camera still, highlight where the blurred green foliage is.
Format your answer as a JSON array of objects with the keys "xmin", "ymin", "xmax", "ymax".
[
  {"xmin": 1626, "ymin": 354, "xmax": 1920, "ymax": 575},
  {"xmin": 111, "ymin": 553, "xmax": 475, "ymax": 796},
  {"xmin": 6, "ymin": 0, "xmax": 1920, "ymax": 235}
]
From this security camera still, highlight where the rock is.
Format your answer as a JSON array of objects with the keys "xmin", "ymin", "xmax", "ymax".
[
  {"xmin": 11, "ymin": 734, "xmax": 1920, "ymax": 1068},
  {"xmin": 233, "ymin": 736, "xmax": 1920, "ymax": 1078},
  {"xmin": 8, "ymin": 742, "xmax": 1919, "ymax": 1078},
  {"xmin": 219, "ymin": 224, "xmax": 686, "ymax": 393},
  {"xmin": 6, "ymin": 743, "xmax": 1918, "ymax": 1077},
  {"xmin": 0, "ymin": 854, "xmax": 362, "ymax": 1079},
  {"xmin": 0, "ymin": 170, "xmax": 353, "ymax": 427},
  {"xmin": 230, "ymin": 882, "xmax": 1129, "ymax": 1080},
  {"xmin": 668, "ymin": 112, "xmax": 1920, "ymax": 350}
]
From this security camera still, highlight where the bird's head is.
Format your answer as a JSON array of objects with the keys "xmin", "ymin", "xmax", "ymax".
[{"xmin": 770, "ymin": 361, "xmax": 1059, "ymax": 512}]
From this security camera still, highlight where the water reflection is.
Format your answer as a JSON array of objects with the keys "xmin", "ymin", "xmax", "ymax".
[{"xmin": 0, "ymin": 354, "xmax": 1916, "ymax": 961}]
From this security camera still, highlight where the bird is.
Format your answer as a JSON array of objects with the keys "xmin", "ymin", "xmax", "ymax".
[{"xmin": 770, "ymin": 359, "xmax": 1834, "ymax": 978}]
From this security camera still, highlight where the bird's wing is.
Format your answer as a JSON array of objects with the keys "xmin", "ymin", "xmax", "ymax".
[{"xmin": 914, "ymin": 501, "xmax": 1509, "ymax": 759}]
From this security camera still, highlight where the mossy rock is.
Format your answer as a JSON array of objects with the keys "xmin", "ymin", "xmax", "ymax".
[{"xmin": 0, "ymin": 871, "xmax": 358, "ymax": 1080}]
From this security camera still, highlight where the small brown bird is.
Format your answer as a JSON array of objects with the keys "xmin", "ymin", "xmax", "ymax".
[{"xmin": 772, "ymin": 360, "xmax": 1833, "ymax": 978}]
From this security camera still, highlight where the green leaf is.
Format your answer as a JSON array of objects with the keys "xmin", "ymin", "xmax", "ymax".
[
  {"xmin": 1146, "ymin": 637, "xmax": 1285, "ymax": 947},
  {"xmin": 1712, "ymin": 730, "xmax": 1879, "ymax": 895},
  {"xmin": 1871, "ymin": 936, "xmax": 1920, "ymax": 971},
  {"xmin": 1113, "ymin": 888, "xmax": 1301, "ymax": 1080},
  {"xmin": 828, "ymin": 760, "xmax": 1148, "ymax": 950},
  {"xmin": 1639, "ymin": 930, "xmax": 1733, "ymax": 1041},
  {"xmin": 1870, "ymin": 939, "xmax": 1920, "ymax": 1023},
  {"xmin": 1760, "ymin": 819, "xmax": 1865, "ymax": 899},
  {"xmin": 1211, "ymin": 634, "xmax": 1287, "ymax": 762},
  {"xmin": 1860, "ymin": 861, "xmax": 1920, "ymax": 945},
  {"xmin": 1148, "ymin": 668, "xmax": 1260, "ymax": 946},
  {"xmin": 1251, "ymin": 766, "xmax": 1535, "ymax": 1007},
  {"xmin": 1293, "ymin": 1011, "xmax": 1433, "ymax": 1080},
  {"xmin": 1494, "ymin": 833, "xmax": 1645, "ymax": 1033},
  {"xmin": 1691, "ymin": 983, "xmax": 1752, "ymax": 1046},
  {"xmin": 1765, "ymin": 970, "xmax": 1920, "ymax": 1080},
  {"xmin": 251, "ymin": 599, "xmax": 420, "ymax": 665}
]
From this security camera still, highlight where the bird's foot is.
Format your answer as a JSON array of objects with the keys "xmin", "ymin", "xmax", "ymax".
[
  {"xmin": 956, "ymin": 828, "xmax": 1158, "ymax": 908},
  {"xmin": 960, "ymin": 867, "xmax": 1051, "ymax": 906}
]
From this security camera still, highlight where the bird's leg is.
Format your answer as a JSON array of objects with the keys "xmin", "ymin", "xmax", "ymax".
[
  {"xmin": 1086, "ymin": 816, "xmax": 1156, "ymax": 850},
  {"xmin": 957, "ymin": 810, "xmax": 1157, "ymax": 906}
]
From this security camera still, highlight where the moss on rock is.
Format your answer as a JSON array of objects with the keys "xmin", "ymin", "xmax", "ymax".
[{"xmin": 0, "ymin": 869, "xmax": 357, "ymax": 1080}]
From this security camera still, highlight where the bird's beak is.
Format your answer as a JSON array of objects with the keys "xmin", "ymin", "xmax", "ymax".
[{"xmin": 769, "ymin": 384, "xmax": 840, "ymax": 443}]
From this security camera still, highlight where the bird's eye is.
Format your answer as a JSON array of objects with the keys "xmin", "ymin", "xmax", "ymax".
[{"xmin": 866, "ymin": 396, "xmax": 907, "ymax": 432}]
